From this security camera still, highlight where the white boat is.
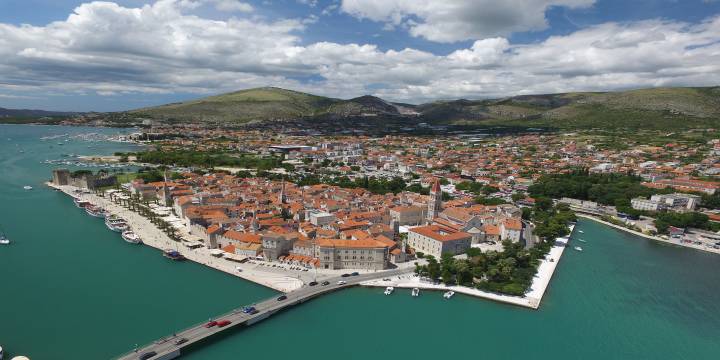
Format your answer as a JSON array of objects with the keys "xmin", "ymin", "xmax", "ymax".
[
  {"xmin": 384, "ymin": 286, "xmax": 394, "ymax": 295},
  {"xmin": 0, "ymin": 344, "xmax": 3, "ymax": 360},
  {"xmin": 105, "ymin": 217, "xmax": 128, "ymax": 232},
  {"xmin": 443, "ymin": 291, "xmax": 455, "ymax": 299},
  {"xmin": 574, "ymin": 246, "xmax": 583, "ymax": 251},
  {"xmin": 578, "ymin": 230, "xmax": 584, "ymax": 233},
  {"xmin": 121, "ymin": 230, "xmax": 142, "ymax": 244},
  {"xmin": 411, "ymin": 287, "xmax": 420, "ymax": 297},
  {"xmin": 578, "ymin": 239, "xmax": 587, "ymax": 243},
  {"xmin": 23, "ymin": 185, "xmax": 33, "ymax": 190},
  {"xmin": 0, "ymin": 237, "xmax": 8, "ymax": 245},
  {"xmin": 85, "ymin": 205, "xmax": 108, "ymax": 218}
]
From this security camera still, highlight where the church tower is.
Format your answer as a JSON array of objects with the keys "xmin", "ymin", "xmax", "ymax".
[
  {"xmin": 427, "ymin": 179, "xmax": 442, "ymax": 223},
  {"xmin": 279, "ymin": 177, "xmax": 286, "ymax": 204}
]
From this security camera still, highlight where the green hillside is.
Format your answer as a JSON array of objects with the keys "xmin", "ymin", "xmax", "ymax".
[{"xmin": 118, "ymin": 86, "xmax": 720, "ymax": 130}]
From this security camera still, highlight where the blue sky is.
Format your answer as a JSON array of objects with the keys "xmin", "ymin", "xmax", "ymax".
[{"xmin": 1, "ymin": 0, "xmax": 719, "ymax": 111}]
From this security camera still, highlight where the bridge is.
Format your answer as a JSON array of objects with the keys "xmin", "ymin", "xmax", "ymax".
[{"xmin": 117, "ymin": 267, "xmax": 413, "ymax": 360}]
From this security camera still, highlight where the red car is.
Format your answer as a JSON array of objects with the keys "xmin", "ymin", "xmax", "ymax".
[
  {"xmin": 204, "ymin": 320, "xmax": 218, "ymax": 328},
  {"xmin": 216, "ymin": 320, "xmax": 232, "ymax": 327}
]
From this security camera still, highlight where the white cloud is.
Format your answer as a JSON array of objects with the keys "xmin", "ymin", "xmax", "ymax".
[
  {"xmin": 0, "ymin": 1, "xmax": 719, "ymax": 105},
  {"xmin": 212, "ymin": 0, "xmax": 253, "ymax": 12},
  {"xmin": 340, "ymin": 0, "xmax": 596, "ymax": 42}
]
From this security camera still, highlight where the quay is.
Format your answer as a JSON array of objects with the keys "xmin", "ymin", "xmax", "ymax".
[{"xmin": 116, "ymin": 268, "xmax": 412, "ymax": 360}]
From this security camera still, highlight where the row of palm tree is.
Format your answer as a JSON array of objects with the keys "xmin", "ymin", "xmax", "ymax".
[{"xmin": 107, "ymin": 189, "xmax": 182, "ymax": 242}]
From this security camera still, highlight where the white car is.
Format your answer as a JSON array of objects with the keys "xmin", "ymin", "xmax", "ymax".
[{"xmin": 337, "ymin": 280, "xmax": 347, "ymax": 285}]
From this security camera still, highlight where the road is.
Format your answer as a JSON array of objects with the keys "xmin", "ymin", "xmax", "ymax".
[{"xmin": 117, "ymin": 267, "xmax": 414, "ymax": 360}]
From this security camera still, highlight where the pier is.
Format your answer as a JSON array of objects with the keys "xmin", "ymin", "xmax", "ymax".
[{"xmin": 117, "ymin": 268, "xmax": 412, "ymax": 360}]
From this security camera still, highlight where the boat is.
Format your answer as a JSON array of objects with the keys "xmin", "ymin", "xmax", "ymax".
[
  {"xmin": 384, "ymin": 286, "xmax": 394, "ymax": 295},
  {"xmin": 0, "ymin": 236, "xmax": 9, "ymax": 245},
  {"xmin": 121, "ymin": 230, "xmax": 142, "ymax": 244},
  {"xmin": 578, "ymin": 239, "xmax": 587, "ymax": 243},
  {"xmin": 0, "ymin": 344, "xmax": 3, "ymax": 360},
  {"xmin": 578, "ymin": 230, "xmax": 584, "ymax": 233},
  {"xmin": 163, "ymin": 249, "xmax": 186, "ymax": 261},
  {"xmin": 73, "ymin": 197, "xmax": 91, "ymax": 208},
  {"xmin": 411, "ymin": 288, "xmax": 420, "ymax": 297},
  {"xmin": 443, "ymin": 291, "xmax": 455, "ymax": 299},
  {"xmin": 574, "ymin": 246, "xmax": 583, "ymax": 251},
  {"xmin": 105, "ymin": 217, "xmax": 128, "ymax": 232},
  {"xmin": 85, "ymin": 205, "xmax": 108, "ymax": 218},
  {"xmin": 23, "ymin": 185, "xmax": 32, "ymax": 190}
]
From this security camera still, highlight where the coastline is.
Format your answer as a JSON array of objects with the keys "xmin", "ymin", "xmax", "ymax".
[
  {"xmin": 576, "ymin": 214, "xmax": 720, "ymax": 255},
  {"xmin": 47, "ymin": 182, "xmax": 305, "ymax": 293},
  {"xmin": 361, "ymin": 224, "xmax": 576, "ymax": 310}
]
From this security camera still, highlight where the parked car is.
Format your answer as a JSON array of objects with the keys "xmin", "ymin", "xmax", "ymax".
[
  {"xmin": 174, "ymin": 338, "xmax": 188, "ymax": 346},
  {"xmin": 321, "ymin": 281, "xmax": 330, "ymax": 286},
  {"xmin": 341, "ymin": 273, "xmax": 351, "ymax": 277},
  {"xmin": 204, "ymin": 321, "xmax": 218, "ymax": 328},
  {"xmin": 139, "ymin": 351, "xmax": 157, "ymax": 360},
  {"xmin": 216, "ymin": 320, "xmax": 232, "ymax": 327},
  {"xmin": 337, "ymin": 280, "xmax": 347, "ymax": 285},
  {"xmin": 277, "ymin": 295, "xmax": 287, "ymax": 301},
  {"xmin": 350, "ymin": 272, "xmax": 359, "ymax": 276},
  {"xmin": 308, "ymin": 281, "xmax": 318, "ymax": 286}
]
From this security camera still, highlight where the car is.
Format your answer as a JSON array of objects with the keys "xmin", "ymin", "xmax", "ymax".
[
  {"xmin": 321, "ymin": 281, "xmax": 330, "ymax": 286},
  {"xmin": 341, "ymin": 273, "xmax": 351, "ymax": 277},
  {"xmin": 204, "ymin": 320, "xmax": 218, "ymax": 328},
  {"xmin": 242, "ymin": 306, "xmax": 258, "ymax": 314},
  {"xmin": 350, "ymin": 272, "xmax": 359, "ymax": 276},
  {"xmin": 216, "ymin": 320, "xmax": 232, "ymax": 327},
  {"xmin": 174, "ymin": 338, "xmax": 188, "ymax": 346},
  {"xmin": 277, "ymin": 295, "xmax": 287, "ymax": 301},
  {"xmin": 337, "ymin": 280, "xmax": 347, "ymax": 285},
  {"xmin": 139, "ymin": 351, "xmax": 157, "ymax": 360},
  {"xmin": 308, "ymin": 281, "xmax": 318, "ymax": 286}
]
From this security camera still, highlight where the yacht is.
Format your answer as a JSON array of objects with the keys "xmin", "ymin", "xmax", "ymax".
[
  {"xmin": 574, "ymin": 246, "xmax": 583, "ymax": 252},
  {"xmin": 0, "ymin": 344, "xmax": 3, "ymax": 360},
  {"xmin": 0, "ymin": 235, "xmax": 9, "ymax": 245},
  {"xmin": 85, "ymin": 205, "xmax": 108, "ymax": 218},
  {"xmin": 105, "ymin": 217, "xmax": 128, "ymax": 232},
  {"xmin": 73, "ymin": 197, "xmax": 91, "ymax": 208},
  {"xmin": 121, "ymin": 230, "xmax": 142, "ymax": 244},
  {"xmin": 411, "ymin": 288, "xmax": 420, "ymax": 297},
  {"xmin": 23, "ymin": 185, "xmax": 33, "ymax": 190},
  {"xmin": 578, "ymin": 230, "xmax": 584, "ymax": 233},
  {"xmin": 443, "ymin": 291, "xmax": 455, "ymax": 299},
  {"xmin": 384, "ymin": 287, "xmax": 394, "ymax": 295}
]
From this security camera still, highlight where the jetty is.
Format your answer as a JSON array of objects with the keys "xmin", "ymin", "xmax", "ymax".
[{"xmin": 116, "ymin": 268, "xmax": 411, "ymax": 360}]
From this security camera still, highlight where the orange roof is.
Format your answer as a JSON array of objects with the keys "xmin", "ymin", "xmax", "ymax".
[
  {"xmin": 409, "ymin": 225, "xmax": 471, "ymax": 242},
  {"xmin": 317, "ymin": 238, "xmax": 389, "ymax": 249},
  {"xmin": 222, "ymin": 230, "xmax": 262, "ymax": 244}
]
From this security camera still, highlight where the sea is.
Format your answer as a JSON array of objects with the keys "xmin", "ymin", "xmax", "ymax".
[{"xmin": 1, "ymin": 124, "xmax": 719, "ymax": 360}]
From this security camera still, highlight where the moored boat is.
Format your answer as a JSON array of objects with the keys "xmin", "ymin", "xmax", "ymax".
[
  {"xmin": 411, "ymin": 287, "xmax": 420, "ymax": 297},
  {"xmin": 105, "ymin": 216, "xmax": 128, "ymax": 232},
  {"xmin": 23, "ymin": 185, "xmax": 33, "ymax": 190},
  {"xmin": 163, "ymin": 249, "xmax": 186, "ymax": 261},
  {"xmin": 121, "ymin": 230, "xmax": 142, "ymax": 244},
  {"xmin": 85, "ymin": 205, "xmax": 107, "ymax": 218},
  {"xmin": 0, "ymin": 344, "xmax": 3, "ymax": 360},
  {"xmin": 443, "ymin": 291, "xmax": 455, "ymax": 299},
  {"xmin": 384, "ymin": 286, "xmax": 394, "ymax": 295},
  {"xmin": 73, "ymin": 197, "xmax": 91, "ymax": 208},
  {"xmin": 574, "ymin": 246, "xmax": 583, "ymax": 252}
]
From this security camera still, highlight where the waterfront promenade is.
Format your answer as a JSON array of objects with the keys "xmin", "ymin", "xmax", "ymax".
[
  {"xmin": 362, "ymin": 225, "xmax": 576, "ymax": 309},
  {"xmin": 577, "ymin": 214, "xmax": 720, "ymax": 256}
]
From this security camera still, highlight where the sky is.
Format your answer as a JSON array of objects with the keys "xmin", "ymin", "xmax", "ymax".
[{"xmin": 1, "ymin": 0, "xmax": 720, "ymax": 111}]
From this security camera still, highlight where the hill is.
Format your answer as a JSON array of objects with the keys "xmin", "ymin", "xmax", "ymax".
[{"xmin": 3, "ymin": 86, "xmax": 719, "ymax": 130}]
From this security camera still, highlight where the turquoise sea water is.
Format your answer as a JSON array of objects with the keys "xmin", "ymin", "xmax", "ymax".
[{"xmin": 1, "ymin": 124, "xmax": 719, "ymax": 360}]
